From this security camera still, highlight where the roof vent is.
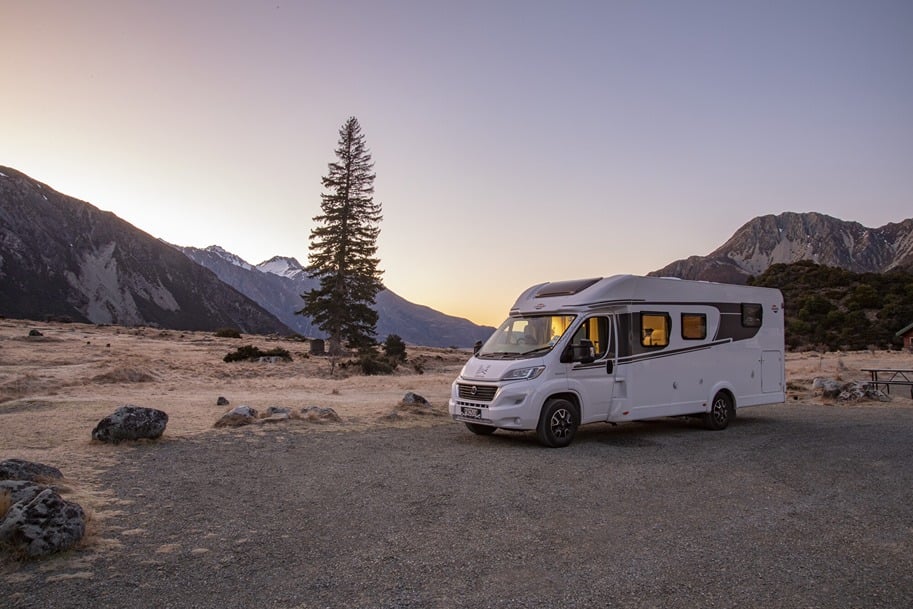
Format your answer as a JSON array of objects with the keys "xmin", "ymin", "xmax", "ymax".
[{"xmin": 534, "ymin": 277, "xmax": 601, "ymax": 298}]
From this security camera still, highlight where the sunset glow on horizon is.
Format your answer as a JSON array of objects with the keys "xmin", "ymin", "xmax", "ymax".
[{"xmin": 2, "ymin": 1, "xmax": 911, "ymax": 327}]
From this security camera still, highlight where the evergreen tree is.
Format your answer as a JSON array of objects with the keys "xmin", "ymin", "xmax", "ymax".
[{"xmin": 299, "ymin": 117, "xmax": 383, "ymax": 354}]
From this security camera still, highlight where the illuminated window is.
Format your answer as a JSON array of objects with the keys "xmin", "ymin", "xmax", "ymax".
[
  {"xmin": 682, "ymin": 313, "xmax": 707, "ymax": 340},
  {"xmin": 641, "ymin": 313, "xmax": 670, "ymax": 347}
]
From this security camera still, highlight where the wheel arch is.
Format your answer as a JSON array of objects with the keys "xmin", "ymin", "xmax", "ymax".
[
  {"xmin": 707, "ymin": 384, "xmax": 736, "ymax": 412},
  {"xmin": 544, "ymin": 391, "xmax": 581, "ymax": 417}
]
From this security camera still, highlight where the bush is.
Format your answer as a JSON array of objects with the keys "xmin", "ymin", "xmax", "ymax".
[
  {"xmin": 359, "ymin": 354, "xmax": 395, "ymax": 375},
  {"xmin": 382, "ymin": 334, "xmax": 407, "ymax": 362},
  {"xmin": 215, "ymin": 327, "xmax": 242, "ymax": 339},
  {"xmin": 339, "ymin": 351, "xmax": 396, "ymax": 375},
  {"xmin": 223, "ymin": 345, "xmax": 291, "ymax": 362}
]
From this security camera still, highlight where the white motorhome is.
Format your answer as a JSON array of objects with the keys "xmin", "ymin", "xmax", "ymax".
[{"xmin": 449, "ymin": 275, "xmax": 785, "ymax": 447}]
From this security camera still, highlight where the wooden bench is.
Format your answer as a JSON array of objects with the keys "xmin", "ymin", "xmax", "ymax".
[{"xmin": 862, "ymin": 368, "xmax": 913, "ymax": 399}]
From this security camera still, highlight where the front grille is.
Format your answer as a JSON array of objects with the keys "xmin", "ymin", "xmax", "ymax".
[{"xmin": 457, "ymin": 383, "xmax": 497, "ymax": 402}]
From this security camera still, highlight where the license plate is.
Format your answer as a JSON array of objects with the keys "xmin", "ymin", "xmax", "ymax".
[{"xmin": 460, "ymin": 406, "xmax": 482, "ymax": 420}]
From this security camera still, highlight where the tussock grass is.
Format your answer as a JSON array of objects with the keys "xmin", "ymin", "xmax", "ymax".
[{"xmin": 90, "ymin": 367, "xmax": 156, "ymax": 384}]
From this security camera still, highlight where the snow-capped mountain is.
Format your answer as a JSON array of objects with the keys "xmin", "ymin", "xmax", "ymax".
[
  {"xmin": 180, "ymin": 246, "xmax": 495, "ymax": 348},
  {"xmin": 257, "ymin": 255, "xmax": 306, "ymax": 279}
]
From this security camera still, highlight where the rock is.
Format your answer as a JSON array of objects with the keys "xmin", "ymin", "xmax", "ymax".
[
  {"xmin": 300, "ymin": 406, "xmax": 341, "ymax": 423},
  {"xmin": 0, "ymin": 488, "xmax": 86, "ymax": 558},
  {"xmin": 260, "ymin": 412, "xmax": 291, "ymax": 424},
  {"xmin": 264, "ymin": 406, "xmax": 291, "ymax": 417},
  {"xmin": 0, "ymin": 480, "xmax": 46, "ymax": 505},
  {"xmin": 91, "ymin": 405, "xmax": 169, "ymax": 444},
  {"xmin": 0, "ymin": 459, "xmax": 63, "ymax": 482},
  {"xmin": 215, "ymin": 405, "xmax": 259, "ymax": 428},
  {"xmin": 391, "ymin": 391, "xmax": 442, "ymax": 417},
  {"xmin": 257, "ymin": 356, "xmax": 290, "ymax": 364},
  {"xmin": 401, "ymin": 392, "xmax": 430, "ymax": 407},
  {"xmin": 28, "ymin": 329, "xmax": 43, "ymax": 337},
  {"xmin": 216, "ymin": 396, "xmax": 230, "ymax": 406},
  {"xmin": 838, "ymin": 381, "xmax": 889, "ymax": 402},
  {"xmin": 812, "ymin": 378, "xmax": 842, "ymax": 399}
]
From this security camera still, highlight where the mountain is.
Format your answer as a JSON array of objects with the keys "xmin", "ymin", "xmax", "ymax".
[
  {"xmin": 180, "ymin": 246, "xmax": 495, "ymax": 348},
  {"xmin": 0, "ymin": 166, "xmax": 291, "ymax": 334},
  {"xmin": 650, "ymin": 212, "xmax": 913, "ymax": 283}
]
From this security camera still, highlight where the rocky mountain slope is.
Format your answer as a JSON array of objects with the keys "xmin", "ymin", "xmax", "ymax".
[
  {"xmin": 651, "ymin": 212, "xmax": 913, "ymax": 283},
  {"xmin": 0, "ymin": 166, "xmax": 290, "ymax": 333},
  {"xmin": 180, "ymin": 246, "xmax": 495, "ymax": 348}
]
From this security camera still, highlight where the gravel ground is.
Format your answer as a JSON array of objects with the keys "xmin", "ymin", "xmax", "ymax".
[{"xmin": 4, "ymin": 402, "xmax": 913, "ymax": 609}]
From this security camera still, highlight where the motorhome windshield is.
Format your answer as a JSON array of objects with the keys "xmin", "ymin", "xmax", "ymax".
[{"xmin": 478, "ymin": 315, "xmax": 576, "ymax": 359}]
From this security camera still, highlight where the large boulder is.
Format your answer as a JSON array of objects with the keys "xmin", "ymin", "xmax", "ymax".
[
  {"xmin": 0, "ymin": 459, "xmax": 63, "ymax": 482},
  {"xmin": 92, "ymin": 405, "xmax": 168, "ymax": 444},
  {"xmin": 0, "ymin": 480, "xmax": 46, "ymax": 505},
  {"xmin": 0, "ymin": 488, "xmax": 86, "ymax": 558}
]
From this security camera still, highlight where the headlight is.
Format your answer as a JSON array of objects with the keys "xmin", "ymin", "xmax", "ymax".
[{"xmin": 501, "ymin": 366, "xmax": 545, "ymax": 381}]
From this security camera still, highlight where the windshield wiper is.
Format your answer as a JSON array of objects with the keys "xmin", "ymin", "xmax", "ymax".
[
  {"xmin": 478, "ymin": 351, "xmax": 520, "ymax": 360},
  {"xmin": 519, "ymin": 347, "xmax": 552, "ymax": 357}
]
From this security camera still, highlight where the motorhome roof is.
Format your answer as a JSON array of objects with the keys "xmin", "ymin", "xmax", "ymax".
[{"xmin": 510, "ymin": 274, "xmax": 781, "ymax": 316}]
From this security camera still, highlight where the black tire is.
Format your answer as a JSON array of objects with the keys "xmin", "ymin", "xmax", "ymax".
[
  {"xmin": 703, "ymin": 391, "xmax": 734, "ymax": 430},
  {"xmin": 536, "ymin": 398, "xmax": 578, "ymax": 448},
  {"xmin": 465, "ymin": 422, "xmax": 497, "ymax": 436}
]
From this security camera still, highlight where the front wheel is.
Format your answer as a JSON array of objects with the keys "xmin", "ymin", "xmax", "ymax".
[
  {"xmin": 536, "ymin": 398, "xmax": 578, "ymax": 448},
  {"xmin": 465, "ymin": 422, "xmax": 497, "ymax": 436},
  {"xmin": 703, "ymin": 391, "xmax": 734, "ymax": 430}
]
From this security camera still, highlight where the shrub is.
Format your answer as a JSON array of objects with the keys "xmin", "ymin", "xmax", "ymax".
[
  {"xmin": 358, "ymin": 354, "xmax": 395, "ymax": 375},
  {"xmin": 214, "ymin": 327, "xmax": 242, "ymax": 339},
  {"xmin": 223, "ymin": 345, "xmax": 291, "ymax": 362},
  {"xmin": 340, "ymin": 351, "xmax": 396, "ymax": 375},
  {"xmin": 382, "ymin": 334, "xmax": 407, "ymax": 362}
]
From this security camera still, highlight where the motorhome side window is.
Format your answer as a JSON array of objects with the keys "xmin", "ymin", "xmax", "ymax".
[
  {"xmin": 741, "ymin": 303, "xmax": 763, "ymax": 328},
  {"xmin": 570, "ymin": 316, "xmax": 610, "ymax": 358},
  {"xmin": 640, "ymin": 313, "xmax": 670, "ymax": 347},
  {"xmin": 681, "ymin": 313, "xmax": 707, "ymax": 340}
]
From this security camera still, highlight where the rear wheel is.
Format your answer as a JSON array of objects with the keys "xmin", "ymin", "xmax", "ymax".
[
  {"xmin": 703, "ymin": 391, "xmax": 734, "ymax": 430},
  {"xmin": 536, "ymin": 398, "xmax": 578, "ymax": 448},
  {"xmin": 465, "ymin": 422, "xmax": 497, "ymax": 436}
]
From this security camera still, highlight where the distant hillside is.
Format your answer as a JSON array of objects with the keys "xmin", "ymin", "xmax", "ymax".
[
  {"xmin": 748, "ymin": 261, "xmax": 913, "ymax": 351},
  {"xmin": 0, "ymin": 166, "xmax": 290, "ymax": 334},
  {"xmin": 179, "ymin": 246, "xmax": 495, "ymax": 348},
  {"xmin": 651, "ymin": 212, "xmax": 913, "ymax": 283}
]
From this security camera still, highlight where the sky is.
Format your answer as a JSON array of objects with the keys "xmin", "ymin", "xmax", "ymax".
[{"xmin": 2, "ymin": 1, "xmax": 911, "ymax": 327}]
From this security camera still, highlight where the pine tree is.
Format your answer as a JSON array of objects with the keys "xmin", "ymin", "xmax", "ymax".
[{"xmin": 299, "ymin": 117, "xmax": 383, "ymax": 354}]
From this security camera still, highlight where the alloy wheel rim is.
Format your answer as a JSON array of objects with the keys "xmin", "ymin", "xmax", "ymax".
[{"xmin": 551, "ymin": 408, "xmax": 572, "ymax": 438}]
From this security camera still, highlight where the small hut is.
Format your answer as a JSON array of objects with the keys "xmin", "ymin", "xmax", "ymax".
[{"xmin": 896, "ymin": 322, "xmax": 913, "ymax": 351}]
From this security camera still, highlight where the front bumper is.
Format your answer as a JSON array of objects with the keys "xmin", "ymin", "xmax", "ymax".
[{"xmin": 449, "ymin": 380, "xmax": 541, "ymax": 430}]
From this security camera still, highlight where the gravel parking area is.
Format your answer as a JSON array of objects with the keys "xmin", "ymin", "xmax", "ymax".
[{"xmin": 4, "ymin": 402, "xmax": 913, "ymax": 609}]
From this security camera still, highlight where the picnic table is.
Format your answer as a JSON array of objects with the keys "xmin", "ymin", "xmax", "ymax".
[{"xmin": 862, "ymin": 368, "xmax": 913, "ymax": 399}]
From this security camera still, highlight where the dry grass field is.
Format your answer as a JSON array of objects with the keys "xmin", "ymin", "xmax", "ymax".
[
  {"xmin": 2, "ymin": 316, "xmax": 910, "ymax": 486},
  {"xmin": 0, "ymin": 318, "xmax": 466, "ymax": 541}
]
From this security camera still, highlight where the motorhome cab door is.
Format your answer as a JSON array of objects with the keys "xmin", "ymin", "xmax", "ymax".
[{"xmin": 564, "ymin": 315, "xmax": 616, "ymax": 424}]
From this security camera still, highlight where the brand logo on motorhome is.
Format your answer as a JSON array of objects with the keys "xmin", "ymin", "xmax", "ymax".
[{"xmin": 475, "ymin": 364, "xmax": 491, "ymax": 377}]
